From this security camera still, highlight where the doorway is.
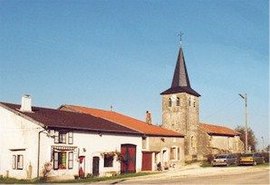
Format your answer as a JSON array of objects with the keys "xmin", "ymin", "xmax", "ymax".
[
  {"xmin": 92, "ymin": 156, "xmax": 100, "ymax": 176},
  {"xmin": 121, "ymin": 144, "xmax": 136, "ymax": 173}
]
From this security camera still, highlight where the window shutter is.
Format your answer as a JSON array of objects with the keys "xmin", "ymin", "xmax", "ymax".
[{"xmin": 53, "ymin": 152, "xmax": 59, "ymax": 169}]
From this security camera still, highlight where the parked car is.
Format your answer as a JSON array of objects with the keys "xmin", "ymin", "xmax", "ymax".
[
  {"xmin": 212, "ymin": 154, "xmax": 238, "ymax": 167},
  {"xmin": 239, "ymin": 153, "xmax": 265, "ymax": 166}
]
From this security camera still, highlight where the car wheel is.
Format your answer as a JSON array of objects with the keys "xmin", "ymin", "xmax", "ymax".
[{"xmin": 253, "ymin": 161, "xmax": 257, "ymax": 166}]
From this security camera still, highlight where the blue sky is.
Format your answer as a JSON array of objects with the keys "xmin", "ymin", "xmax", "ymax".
[{"xmin": 0, "ymin": 0, "xmax": 269, "ymax": 149}]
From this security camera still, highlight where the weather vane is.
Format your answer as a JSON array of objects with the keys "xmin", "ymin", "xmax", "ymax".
[{"xmin": 177, "ymin": 32, "xmax": 184, "ymax": 46}]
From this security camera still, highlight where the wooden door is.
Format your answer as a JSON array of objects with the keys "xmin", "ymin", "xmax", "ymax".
[
  {"xmin": 92, "ymin": 156, "xmax": 100, "ymax": 176},
  {"xmin": 142, "ymin": 152, "xmax": 152, "ymax": 171},
  {"xmin": 121, "ymin": 144, "xmax": 136, "ymax": 173}
]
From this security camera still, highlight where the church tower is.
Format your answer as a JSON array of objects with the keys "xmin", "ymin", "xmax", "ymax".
[{"xmin": 161, "ymin": 44, "xmax": 200, "ymax": 161}]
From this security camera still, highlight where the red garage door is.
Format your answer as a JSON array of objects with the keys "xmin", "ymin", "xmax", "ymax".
[
  {"xmin": 121, "ymin": 144, "xmax": 136, "ymax": 173},
  {"xmin": 142, "ymin": 152, "xmax": 152, "ymax": 171}
]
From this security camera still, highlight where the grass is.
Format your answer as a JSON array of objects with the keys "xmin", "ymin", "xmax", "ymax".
[
  {"xmin": 0, "ymin": 176, "xmax": 37, "ymax": 184},
  {"xmin": 0, "ymin": 172, "xmax": 155, "ymax": 184}
]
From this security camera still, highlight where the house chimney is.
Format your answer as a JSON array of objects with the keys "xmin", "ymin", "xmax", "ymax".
[
  {"xmin": 145, "ymin": 111, "xmax": 152, "ymax": 124},
  {"xmin": 20, "ymin": 94, "xmax": 32, "ymax": 112}
]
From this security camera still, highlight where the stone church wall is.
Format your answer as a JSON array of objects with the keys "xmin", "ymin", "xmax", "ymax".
[{"xmin": 161, "ymin": 93, "xmax": 200, "ymax": 161}]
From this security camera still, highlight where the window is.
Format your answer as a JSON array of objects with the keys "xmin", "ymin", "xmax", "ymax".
[
  {"xmin": 68, "ymin": 152, "xmax": 74, "ymax": 169},
  {"xmin": 53, "ymin": 152, "xmax": 67, "ymax": 169},
  {"xmin": 176, "ymin": 97, "xmax": 180, "ymax": 106},
  {"xmin": 193, "ymin": 101, "xmax": 196, "ymax": 107},
  {"xmin": 54, "ymin": 131, "xmax": 67, "ymax": 144},
  {"xmin": 177, "ymin": 148, "xmax": 180, "ymax": 160},
  {"xmin": 59, "ymin": 133, "xmax": 66, "ymax": 144},
  {"xmin": 169, "ymin": 98, "xmax": 172, "ymax": 107},
  {"xmin": 188, "ymin": 98, "xmax": 191, "ymax": 106},
  {"xmin": 104, "ymin": 154, "xmax": 113, "ymax": 167},
  {"xmin": 12, "ymin": 154, "xmax": 24, "ymax": 170},
  {"xmin": 170, "ymin": 148, "xmax": 174, "ymax": 160},
  {"xmin": 142, "ymin": 137, "xmax": 147, "ymax": 149},
  {"xmin": 191, "ymin": 136, "xmax": 195, "ymax": 148},
  {"xmin": 170, "ymin": 147, "xmax": 177, "ymax": 160},
  {"xmin": 17, "ymin": 155, "xmax": 24, "ymax": 170},
  {"xmin": 68, "ymin": 132, "xmax": 73, "ymax": 144}
]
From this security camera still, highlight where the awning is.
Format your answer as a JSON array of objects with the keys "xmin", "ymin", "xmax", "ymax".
[{"xmin": 51, "ymin": 145, "xmax": 77, "ymax": 152}]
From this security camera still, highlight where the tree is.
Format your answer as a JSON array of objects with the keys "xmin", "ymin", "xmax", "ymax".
[
  {"xmin": 235, "ymin": 126, "xmax": 257, "ymax": 152},
  {"xmin": 265, "ymin": 145, "xmax": 270, "ymax": 152}
]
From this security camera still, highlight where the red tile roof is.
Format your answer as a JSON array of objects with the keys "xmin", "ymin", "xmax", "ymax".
[
  {"xmin": 0, "ymin": 102, "xmax": 141, "ymax": 135},
  {"xmin": 60, "ymin": 105, "xmax": 184, "ymax": 137},
  {"xmin": 200, "ymin": 123, "xmax": 240, "ymax": 136}
]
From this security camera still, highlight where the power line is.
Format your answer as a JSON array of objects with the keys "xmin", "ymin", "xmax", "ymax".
[{"xmin": 203, "ymin": 97, "xmax": 239, "ymax": 120}]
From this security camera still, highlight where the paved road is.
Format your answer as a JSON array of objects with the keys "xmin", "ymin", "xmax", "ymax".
[
  {"xmin": 105, "ymin": 168, "xmax": 269, "ymax": 185},
  {"xmin": 118, "ymin": 170, "xmax": 269, "ymax": 184}
]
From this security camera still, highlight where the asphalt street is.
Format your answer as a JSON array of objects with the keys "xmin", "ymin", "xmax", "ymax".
[
  {"xmin": 100, "ymin": 166, "xmax": 270, "ymax": 185},
  {"xmin": 115, "ymin": 170, "xmax": 269, "ymax": 184}
]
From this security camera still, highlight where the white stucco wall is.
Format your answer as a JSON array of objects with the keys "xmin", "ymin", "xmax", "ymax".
[
  {"xmin": 73, "ymin": 132, "xmax": 142, "ymax": 177},
  {"xmin": 0, "ymin": 105, "xmax": 142, "ymax": 179},
  {"xmin": 0, "ymin": 105, "xmax": 41, "ymax": 179}
]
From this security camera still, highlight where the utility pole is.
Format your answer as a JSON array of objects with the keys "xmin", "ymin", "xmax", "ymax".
[
  {"xmin": 239, "ymin": 93, "xmax": 248, "ymax": 153},
  {"xmin": 261, "ymin": 136, "xmax": 265, "ymax": 151}
]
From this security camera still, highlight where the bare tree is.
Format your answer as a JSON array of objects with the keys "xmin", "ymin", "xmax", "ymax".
[{"xmin": 235, "ymin": 126, "xmax": 257, "ymax": 152}]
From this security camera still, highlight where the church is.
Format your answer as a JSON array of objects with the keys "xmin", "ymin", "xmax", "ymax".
[{"xmin": 160, "ymin": 44, "xmax": 244, "ymax": 161}]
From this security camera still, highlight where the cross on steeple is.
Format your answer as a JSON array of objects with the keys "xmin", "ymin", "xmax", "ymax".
[
  {"xmin": 160, "ymin": 34, "xmax": 200, "ymax": 97},
  {"xmin": 177, "ymin": 32, "xmax": 184, "ymax": 46}
]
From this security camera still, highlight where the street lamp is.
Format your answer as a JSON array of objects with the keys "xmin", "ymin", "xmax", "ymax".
[{"xmin": 239, "ymin": 93, "xmax": 248, "ymax": 153}]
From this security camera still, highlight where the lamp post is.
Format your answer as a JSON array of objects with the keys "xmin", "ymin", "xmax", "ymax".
[{"xmin": 239, "ymin": 93, "xmax": 248, "ymax": 153}]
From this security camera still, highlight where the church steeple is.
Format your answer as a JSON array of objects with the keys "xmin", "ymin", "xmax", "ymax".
[
  {"xmin": 171, "ymin": 47, "xmax": 191, "ymax": 88},
  {"xmin": 161, "ymin": 45, "xmax": 200, "ymax": 97}
]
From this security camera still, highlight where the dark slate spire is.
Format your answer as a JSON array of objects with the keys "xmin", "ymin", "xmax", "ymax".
[
  {"xmin": 161, "ymin": 46, "xmax": 200, "ymax": 97},
  {"xmin": 171, "ymin": 47, "xmax": 191, "ymax": 88}
]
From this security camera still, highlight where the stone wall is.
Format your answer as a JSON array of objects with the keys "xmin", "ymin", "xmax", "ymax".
[
  {"xmin": 161, "ymin": 92, "xmax": 200, "ymax": 161},
  {"xmin": 146, "ymin": 136, "xmax": 185, "ymax": 168}
]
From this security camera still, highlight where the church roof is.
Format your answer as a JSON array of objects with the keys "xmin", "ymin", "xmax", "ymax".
[
  {"xmin": 200, "ymin": 123, "xmax": 240, "ymax": 137},
  {"xmin": 161, "ymin": 47, "xmax": 200, "ymax": 97},
  {"xmin": 60, "ymin": 105, "xmax": 184, "ymax": 137}
]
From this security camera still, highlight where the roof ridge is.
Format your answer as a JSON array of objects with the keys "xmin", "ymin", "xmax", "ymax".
[{"xmin": 200, "ymin": 122, "xmax": 234, "ymax": 130}]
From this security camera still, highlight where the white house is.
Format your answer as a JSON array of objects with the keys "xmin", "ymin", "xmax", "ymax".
[{"xmin": 0, "ymin": 95, "xmax": 142, "ymax": 180}]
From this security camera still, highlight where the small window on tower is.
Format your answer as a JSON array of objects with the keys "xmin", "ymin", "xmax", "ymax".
[
  {"xmin": 188, "ymin": 98, "xmax": 191, "ymax": 106},
  {"xmin": 176, "ymin": 97, "xmax": 180, "ymax": 106},
  {"xmin": 193, "ymin": 101, "xmax": 196, "ymax": 107},
  {"xmin": 169, "ymin": 98, "xmax": 172, "ymax": 107},
  {"xmin": 191, "ymin": 136, "xmax": 195, "ymax": 148}
]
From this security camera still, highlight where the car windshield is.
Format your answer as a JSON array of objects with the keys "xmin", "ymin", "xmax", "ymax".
[
  {"xmin": 215, "ymin": 155, "xmax": 228, "ymax": 159},
  {"xmin": 241, "ymin": 154, "xmax": 253, "ymax": 157}
]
